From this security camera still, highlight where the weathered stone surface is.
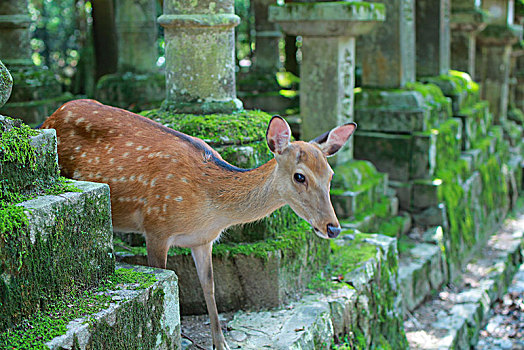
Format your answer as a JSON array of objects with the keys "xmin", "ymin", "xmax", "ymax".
[
  {"xmin": 354, "ymin": 131, "xmax": 436, "ymax": 182},
  {"xmin": 415, "ymin": 0, "xmax": 451, "ymax": 77},
  {"xmin": 1, "ymin": 181, "xmax": 114, "ymax": 331},
  {"xmin": 159, "ymin": 0, "xmax": 243, "ymax": 113},
  {"xmin": 94, "ymin": 0, "xmax": 164, "ymax": 111},
  {"xmin": 399, "ymin": 242, "xmax": 446, "ymax": 312},
  {"xmin": 354, "ymin": 89, "xmax": 431, "ymax": 133},
  {"xmin": 269, "ymin": 2, "xmax": 385, "ymax": 37},
  {"xmin": 357, "ymin": 0, "xmax": 416, "ymax": 88},
  {"xmin": 0, "ymin": 0, "xmax": 32, "ymax": 66},
  {"xmin": 0, "ymin": 60, "xmax": 12, "ymax": 107},
  {"xmin": 45, "ymin": 263, "xmax": 181, "ymax": 350},
  {"xmin": 0, "ymin": 118, "xmax": 59, "ymax": 193},
  {"xmin": 223, "ymin": 233, "xmax": 407, "ymax": 349},
  {"xmin": 405, "ymin": 213, "xmax": 524, "ymax": 349},
  {"xmin": 117, "ymin": 224, "xmax": 330, "ymax": 315},
  {"xmin": 411, "ymin": 179, "xmax": 441, "ymax": 210}
]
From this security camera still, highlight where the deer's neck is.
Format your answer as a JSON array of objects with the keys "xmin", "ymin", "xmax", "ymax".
[{"xmin": 209, "ymin": 159, "xmax": 285, "ymax": 225}]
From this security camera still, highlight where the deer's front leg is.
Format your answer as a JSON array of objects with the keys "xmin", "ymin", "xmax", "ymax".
[{"xmin": 191, "ymin": 242, "xmax": 230, "ymax": 350}]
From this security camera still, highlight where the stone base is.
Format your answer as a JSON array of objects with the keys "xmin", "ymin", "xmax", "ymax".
[
  {"xmin": 238, "ymin": 91, "xmax": 298, "ymax": 114},
  {"xmin": 161, "ymin": 98, "xmax": 244, "ymax": 115},
  {"xmin": 221, "ymin": 233, "xmax": 407, "ymax": 349},
  {"xmin": 3, "ymin": 263, "xmax": 181, "ymax": 350},
  {"xmin": 95, "ymin": 72, "xmax": 165, "ymax": 112},
  {"xmin": 1, "ymin": 181, "xmax": 114, "ymax": 332},
  {"xmin": 116, "ymin": 222, "xmax": 330, "ymax": 315}
]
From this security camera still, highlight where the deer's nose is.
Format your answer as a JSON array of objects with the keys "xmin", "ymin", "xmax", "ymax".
[{"xmin": 327, "ymin": 224, "xmax": 341, "ymax": 238}]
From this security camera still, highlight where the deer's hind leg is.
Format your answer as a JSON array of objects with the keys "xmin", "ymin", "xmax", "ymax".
[{"xmin": 145, "ymin": 234, "xmax": 170, "ymax": 269}]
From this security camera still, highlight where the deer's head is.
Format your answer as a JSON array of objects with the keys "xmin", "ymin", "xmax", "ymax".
[{"xmin": 266, "ymin": 116, "xmax": 356, "ymax": 239}]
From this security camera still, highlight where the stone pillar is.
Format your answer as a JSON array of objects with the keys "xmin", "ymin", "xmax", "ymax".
[
  {"xmin": 0, "ymin": 60, "xmax": 13, "ymax": 108},
  {"xmin": 357, "ymin": 0, "xmax": 415, "ymax": 88},
  {"xmin": 477, "ymin": 0, "xmax": 522, "ymax": 123},
  {"xmin": 95, "ymin": 0, "xmax": 164, "ymax": 111},
  {"xmin": 449, "ymin": 1, "xmax": 487, "ymax": 79},
  {"xmin": 252, "ymin": 0, "xmax": 281, "ymax": 74},
  {"xmin": 158, "ymin": 0, "xmax": 243, "ymax": 114},
  {"xmin": 0, "ymin": 0, "xmax": 69, "ymax": 126},
  {"xmin": 270, "ymin": 2, "xmax": 385, "ymax": 163},
  {"xmin": 416, "ymin": 0, "xmax": 451, "ymax": 77}
]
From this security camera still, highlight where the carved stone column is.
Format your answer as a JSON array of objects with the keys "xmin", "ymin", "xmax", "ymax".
[{"xmin": 159, "ymin": 0, "xmax": 243, "ymax": 114}]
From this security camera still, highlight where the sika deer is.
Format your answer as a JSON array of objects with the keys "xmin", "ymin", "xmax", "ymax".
[{"xmin": 41, "ymin": 99, "xmax": 356, "ymax": 350}]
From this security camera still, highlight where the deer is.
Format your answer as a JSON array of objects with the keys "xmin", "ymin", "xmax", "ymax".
[{"xmin": 41, "ymin": 99, "xmax": 357, "ymax": 350}]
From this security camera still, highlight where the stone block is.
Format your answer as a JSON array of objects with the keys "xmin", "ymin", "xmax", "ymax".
[
  {"xmin": 354, "ymin": 131, "xmax": 435, "ymax": 182},
  {"xmin": 225, "ymin": 233, "xmax": 407, "ymax": 349},
  {"xmin": 389, "ymin": 180, "xmax": 412, "ymax": 210},
  {"xmin": 0, "ymin": 60, "xmax": 12, "ymax": 108},
  {"xmin": 3, "ymin": 263, "xmax": 181, "ymax": 350},
  {"xmin": 412, "ymin": 203, "xmax": 448, "ymax": 228},
  {"xmin": 455, "ymin": 101, "xmax": 490, "ymax": 150},
  {"xmin": 0, "ymin": 119, "xmax": 59, "ymax": 194},
  {"xmin": 411, "ymin": 179, "xmax": 442, "ymax": 210},
  {"xmin": 1, "ymin": 181, "xmax": 114, "ymax": 332},
  {"xmin": 117, "ymin": 223, "xmax": 330, "ymax": 315},
  {"xmin": 354, "ymin": 89, "xmax": 431, "ymax": 133},
  {"xmin": 95, "ymin": 72, "xmax": 165, "ymax": 112}
]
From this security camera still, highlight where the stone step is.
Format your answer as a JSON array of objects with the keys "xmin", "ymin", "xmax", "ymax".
[
  {"xmin": 1, "ymin": 180, "xmax": 114, "ymax": 331},
  {"xmin": 404, "ymin": 209, "xmax": 524, "ymax": 349},
  {"xmin": 116, "ymin": 221, "xmax": 330, "ymax": 315},
  {"xmin": 0, "ymin": 116, "xmax": 59, "ymax": 195},
  {"xmin": 0, "ymin": 263, "xmax": 181, "ymax": 349},
  {"xmin": 180, "ymin": 233, "xmax": 407, "ymax": 350}
]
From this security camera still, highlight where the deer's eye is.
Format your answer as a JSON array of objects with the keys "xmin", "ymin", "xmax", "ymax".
[{"xmin": 294, "ymin": 173, "xmax": 306, "ymax": 183}]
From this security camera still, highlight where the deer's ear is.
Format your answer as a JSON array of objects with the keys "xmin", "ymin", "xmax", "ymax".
[
  {"xmin": 311, "ymin": 122, "xmax": 357, "ymax": 157},
  {"xmin": 266, "ymin": 116, "xmax": 291, "ymax": 155}
]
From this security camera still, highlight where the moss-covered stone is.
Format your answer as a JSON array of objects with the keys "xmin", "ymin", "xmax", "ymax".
[
  {"xmin": 117, "ymin": 220, "xmax": 330, "ymax": 314},
  {"xmin": 95, "ymin": 72, "xmax": 165, "ymax": 112},
  {"xmin": 0, "ymin": 181, "xmax": 114, "ymax": 333},
  {"xmin": 1, "ymin": 263, "xmax": 180, "ymax": 350},
  {"xmin": 0, "ymin": 60, "xmax": 12, "ymax": 108}
]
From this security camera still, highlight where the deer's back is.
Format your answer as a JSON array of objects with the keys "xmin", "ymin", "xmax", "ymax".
[{"xmin": 42, "ymin": 99, "xmax": 230, "ymax": 241}]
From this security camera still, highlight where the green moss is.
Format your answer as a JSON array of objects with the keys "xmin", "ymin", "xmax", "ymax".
[
  {"xmin": 0, "ymin": 268, "xmax": 157, "ymax": 349},
  {"xmin": 140, "ymin": 108, "xmax": 272, "ymax": 146}
]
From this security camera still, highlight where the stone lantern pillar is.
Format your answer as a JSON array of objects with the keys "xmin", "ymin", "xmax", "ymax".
[
  {"xmin": 477, "ymin": 0, "xmax": 522, "ymax": 123},
  {"xmin": 95, "ymin": 0, "xmax": 164, "ymax": 111},
  {"xmin": 252, "ymin": 0, "xmax": 281, "ymax": 74},
  {"xmin": 416, "ymin": 0, "xmax": 451, "ymax": 78},
  {"xmin": 0, "ymin": 0, "xmax": 69, "ymax": 126},
  {"xmin": 158, "ymin": 0, "xmax": 243, "ymax": 114},
  {"xmin": 449, "ymin": 0, "xmax": 487, "ymax": 79},
  {"xmin": 269, "ymin": 1, "xmax": 385, "ymax": 163},
  {"xmin": 0, "ymin": 60, "xmax": 13, "ymax": 108}
]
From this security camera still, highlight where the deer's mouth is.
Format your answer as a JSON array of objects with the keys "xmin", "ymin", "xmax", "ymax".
[{"xmin": 313, "ymin": 227, "xmax": 329, "ymax": 239}]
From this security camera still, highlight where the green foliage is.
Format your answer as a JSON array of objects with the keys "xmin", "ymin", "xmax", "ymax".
[{"xmin": 0, "ymin": 268, "xmax": 157, "ymax": 349}]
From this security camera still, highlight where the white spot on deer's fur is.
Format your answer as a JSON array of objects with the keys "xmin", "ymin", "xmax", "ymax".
[
  {"xmin": 75, "ymin": 117, "xmax": 85, "ymax": 125},
  {"xmin": 136, "ymin": 145, "xmax": 143, "ymax": 150},
  {"xmin": 126, "ymin": 141, "xmax": 133, "ymax": 147},
  {"xmin": 112, "ymin": 178, "xmax": 118, "ymax": 183},
  {"xmin": 94, "ymin": 157, "xmax": 100, "ymax": 164},
  {"xmin": 146, "ymin": 207, "xmax": 152, "ymax": 215},
  {"xmin": 181, "ymin": 177, "xmax": 189, "ymax": 183},
  {"xmin": 57, "ymin": 137, "xmax": 61, "ymax": 145},
  {"xmin": 129, "ymin": 175, "xmax": 136, "ymax": 181},
  {"xmin": 156, "ymin": 195, "xmax": 160, "ymax": 199},
  {"xmin": 64, "ymin": 111, "xmax": 73, "ymax": 123},
  {"xmin": 109, "ymin": 158, "xmax": 114, "ymax": 165},
  {"xmin": 165, "ymin": 195, "xmax": 171, "ymax": 200},
  {"xmin": 69, "ymin": 155, "xmax": 75, "ymax": 161},
  {"xmin": 81, "ymin": 152, "xmax": 87, "ymax": 158},
  {"xmin": 175, "ymin": 196, "xmax": 183, "ymax": 202},
  {"xmin": 86, "ymin": 123, "xmax": 92, "ymax": 132},
  {"xmin": 137, "ymin": 156, "xmax": 144, "ymax": 162},
  {"xmin": 144, "ymin": 146, "xmax": 151, "ymax": 151},
  {"xmin": 93, "ymin": 111, "xmax": 99, "ymax": 114},
  {"xmin": 102, "ymin": 177, "xmax": 109, "ymax": 182},
  {"xmin": 117, "ymin": 166, "xmax": 124, "ymax": 172},
  {"xmin": 150, "ymin": 178, "xmax": 157, "ymax": 187},
  {"xmin": 88, "ymin": 159, "xmax": 93, "ymax": 164},
  {"xmin": 166, "ymin": 174, "xmax": 174, "ymax": 180},
  {"xmin": 95, "ymin": 172, "xmax": 102, "ymax": 179},
  {"xmin": 171, "ymin": 159, "xmax": 178, "ymax": 163},
  {"xmin": 118, "ymin": 197, "xmax": 125, "ymax": 202},
  {"xmin": 73, "ymin": 170, "xmax": 82, "ymax": 178},
  {"xmin": 107, "ymin": 147, "xmax": 114, "ymax": 154},
  {"xmin": 70, "ymin": 131, "xmax": 76, "ymax": 137},
  {"xmin": 123, "ymin": 152, "xmax": 129, "ymax": 158},
  {"xmin": 162, "ymin": 204, "xmax": 168, "ymax": 213},
  {"xmin": 75, "ymin": 146, "xmax": 82, "ymax": 152},
  {"xmin": 119, "ymin": 176, "xmax": 127, "ymax": 182},
  {"xmin": 60, "ymin": 105, "xmax": 66, "ymax": 111},
  {"xmin": 138, "ymin": 175, "xmax": 144, "ymax": 182}
]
